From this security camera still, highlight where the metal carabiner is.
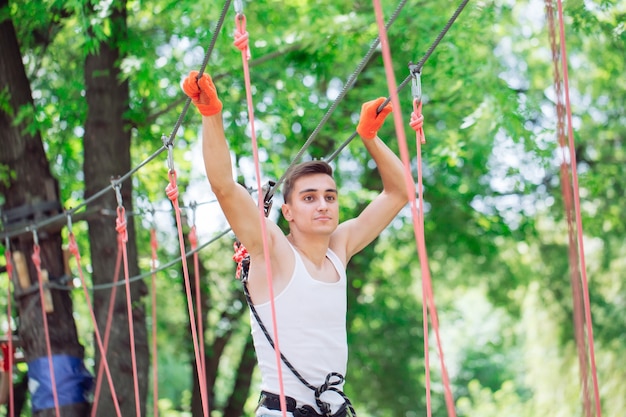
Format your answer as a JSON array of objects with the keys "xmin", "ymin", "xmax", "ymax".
[{"xmin": 408, "ymin": 62, "xmax": 422, "ymax": 102}]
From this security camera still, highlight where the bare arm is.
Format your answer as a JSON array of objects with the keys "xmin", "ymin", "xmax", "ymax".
[
  {"xmin": 332, "ymin": 98, "xmax": 409, "ymax": 261},
  {"xmin": 183, "ymin": 71, "xmax": 276, "ymax": 255}
]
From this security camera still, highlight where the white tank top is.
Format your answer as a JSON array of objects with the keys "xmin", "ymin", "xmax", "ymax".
[{"xmin": 250, "ymin": 243, "xmax": 347, "ymax": 413}]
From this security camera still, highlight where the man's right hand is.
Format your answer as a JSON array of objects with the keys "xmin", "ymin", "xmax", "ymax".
[{"xmin": 182, "ymin": 71, "xmax": 223, "ymax": 116}]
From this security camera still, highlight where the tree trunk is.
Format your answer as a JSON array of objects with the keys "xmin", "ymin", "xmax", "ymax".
[
  {"xmin": 83, "ymin": 1, "xmax": 148, "ymax": 416},
  {"xmin": 0, "ymin": 2, "xmax": 89, "ymax": 416}
]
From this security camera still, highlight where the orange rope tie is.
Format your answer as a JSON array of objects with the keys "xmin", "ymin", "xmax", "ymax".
[
  {"xmin": 67, "ymin": 233, "xmax": 123, "ymax": 417},
  {"xmin": 150, "ymin": 227, "xmax": 159, "ymax": 417},
  {"xmin": 3, "ymin": 248, "xmax": 15, "ymax": 417},
  {"xmin": 31, "ymin": 242, "xmax": 61, "ymax": 417},
  {"xmin": 91, "ymin": 229, "xmax": 124, "ymax": 417},
  {"xmin": 115, "ymin": 206, "xmax": 142, "ymax": 417},
  {"xmin": 232, "ymin": 241, "xmax": 249, "ymax": 280},
  {"xmin": 166, "ymin": 169, "xmax": 211, "ymax": 416},
  {"xmin": 371, "ymin": 1, "xmax": 456, "ymax": 415},
  {"xmin": 234, "ymin": 11, "xmax": 289, "ymax": 417}
]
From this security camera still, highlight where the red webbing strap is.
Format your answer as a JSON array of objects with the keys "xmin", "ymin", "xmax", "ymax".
[
  {"xmin": 234, "ymin": 12, "xmax": 289, "ymax": 417},
  {"xmin": 165, "ymin": 170, "xmax": 210, "ymax": 416},
  {"xmin": 372, "ymin": 1, "xmax": 456, "ymax": 416},
  {"xmin": 67, "ymin": 233, "xmax": 123, "ymax": 417},
  {"xmin": 4, "ymin": 247, "xmax": 15, "ymax": 417},
  {"xmin": 150, "ymin": 227, "xmax": 160, "ymax": 417},
  {"xmin": 115, "ymin": 206, "xmax": 142, "ymax": 417},
  {"xmin": 31, "ymin": 241, "xmax": 61, "ymax": 417}
]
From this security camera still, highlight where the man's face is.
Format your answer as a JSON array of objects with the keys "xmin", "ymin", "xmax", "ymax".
[{"xmin": 281, "ymin": 173, "xmax": 339, "ymax": 235}]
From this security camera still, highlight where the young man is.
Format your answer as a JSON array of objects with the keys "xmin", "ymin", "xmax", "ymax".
[{"xmin": 183, "ymin": 71, "xmax": 408, "ymax": 417}]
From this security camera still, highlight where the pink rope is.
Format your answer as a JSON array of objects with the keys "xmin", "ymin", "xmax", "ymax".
[
  {"xmin": 189, "ymin": 225, "xmax": 207, "ymax": 397},
  {"xmin": 67, "ymin": 234, "xmax": 123, "ymax": 417},
  {"xmin": 166, "ymin": 170, "xmax": 210, "ymax": 416},
  {"xmin": 150, "ymin": 228, "xmax": 160, "ymax": 417},
  {"xmin": 31, "ymin": 243, "xmax": 61, "ymax": 417},
  {"xmin": 372, "ymin": 1, "xmax": 456, "ymax": 415},
  {"xmin": 116, "ymin": 206, "xmax": 142, "ymax": 417},
  {"xmin": 555, "ymin": 0, "xmax": 602, "ymax": 415},
  {"xmin": 4, "ymin": 249, "xmax": 15, "ymax": 417},
  {"xmin": 234, "ymin": 12, "xmax": 288, "ymax": 417},
  {"xmin": 90, "ymin": 231, "xmax": 123, "ymax": 417}
]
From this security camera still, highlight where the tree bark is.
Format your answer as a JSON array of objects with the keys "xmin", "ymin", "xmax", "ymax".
[
  {"xmin": 83, "ymin": 1, "xmax": 148, "ymax": 416},
  {"xmin": 0, "ymin": 1, "xmax": 89, "ymax": 416}
]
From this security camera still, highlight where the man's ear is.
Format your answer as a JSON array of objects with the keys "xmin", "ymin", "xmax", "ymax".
[{"xmin": 281, "ymin": 203, "xmax": 293, "ymax": 222}]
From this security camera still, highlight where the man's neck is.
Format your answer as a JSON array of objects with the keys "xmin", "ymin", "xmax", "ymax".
[{"xmin": 287, "ymin": 233, "xmax": 330, "ymax": 268}]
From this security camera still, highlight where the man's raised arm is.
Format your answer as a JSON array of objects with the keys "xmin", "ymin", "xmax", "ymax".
[
  {"xmin": 336, "ymin": 97, "xmax": 409, "ymax": 260},
  {"xmin": 182, "ymin": 71, "xmax": 267, "ymax": 253}
]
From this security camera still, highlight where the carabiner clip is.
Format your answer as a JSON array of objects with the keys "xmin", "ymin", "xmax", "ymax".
[{"xmin": 408, "ymin": 62, "xmax": 422, "ymax": 102}]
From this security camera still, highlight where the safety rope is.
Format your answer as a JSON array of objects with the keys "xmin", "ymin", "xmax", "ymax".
[
  {"xmin": 66, "ymin": 227, "xmax": 123, "ymax": 417},
  {"xmin": 549, "ymin": 0, "xmax": 602, "ymax": 415},
  {"xmin": 3, "ymin": 242, "xmax": 15, "ymax": 417},
  {"xmin": 31, "ymin": 233, "xmax": 61, "ymax": 417},
  {"xmin": 113, "ymin": 188, "xmax": 142, "ymax": 417},
  {"xmin": 188, "ymin": 204, "xmax": 207, "ymax": 400},
  {"xmin": 372, "ymin": 1, "xmax": 455, "ymax": 416},
  {"xmin": 233, "ymin": 7, "xmax": 290, "ymax": 417},
  {"xmin": 150, "ymin": 222, "xmax": 160, "ymax": 417},
  {"xmin": 165, "ymin": 165, "xmax": 211, "ymax": 416},
  {"xmin": 89, "ymin": 221, "xmax": 123, "ymax": 417}
]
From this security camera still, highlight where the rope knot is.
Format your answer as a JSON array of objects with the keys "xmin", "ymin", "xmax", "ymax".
[
  {"xmin": 68, "ymin": 234, "xmax": 80, "ymax": 259},
  {"xmin": 232, "ymin": 241, "xmax": 250, "ymax": 281},
  {"xmin": 166, "ymin": 170, "xmax": 179, "ymax": 201},
  {"xmin": 314, "ymin": 372, "xmax": 348, "ymax": 417},
  {"xmin": 31, "ymin": 245, "xmax": 41, "ymax": 269},
  {"xmin": 116, "ymin": 207, "xmax": 128, "ymax": 243},
  {"xmin": 410, "ymin": 100, "xmax": 426, "ymax": 144},
  {"xmin": 233, "ymin": 14, "xmax": 250, "ymax": 60},
  {"xmin": 189, "ymin": 227, "xmax": 198, "ymax": 248}
]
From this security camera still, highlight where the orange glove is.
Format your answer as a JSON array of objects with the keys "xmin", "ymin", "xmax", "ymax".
[
  {"xmin": 356, "ymin": 97, "xmax": 393, "ymax": 140},
  {"xmin": 182, "ymin": 71, "xmax": 223, "ymax": 116}
]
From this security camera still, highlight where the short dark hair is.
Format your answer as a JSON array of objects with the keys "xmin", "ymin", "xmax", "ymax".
[{"xmin": 282, "ymin": 160, "xmax": 334, "ymax": 203}]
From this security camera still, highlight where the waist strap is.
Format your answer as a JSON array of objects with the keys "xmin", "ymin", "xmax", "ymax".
[{"xmin": 259, "ymin": 391, "xmax": 349, "ymax": 417}]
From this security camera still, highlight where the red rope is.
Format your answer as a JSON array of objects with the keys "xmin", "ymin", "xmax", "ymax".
[
  {"xmin": 189, "ymin": 225, "xmax": 207, "ymax": 397},
  {"xmin": 234, "ymin": 12, "xmax": 289, "ymax": 417},
  {"xmin": 150, "ymin": 227, "xmax": 160, "ymax": 417},
  {"xmin": 116, "ymin": 206, "xmax": 142, "ymax": 417},
  {"xmin": 31, "ymin": 243, "xmax": 61, "ymax": 417},
  {"xmin": 4, "ymin": 248, "xmax": 15, "ymax": 417},
  {"xmin": 554, "ymin": 0, "xmax": 602, "ymax": 415},
  {"xmin": 90, "ymin": 229, "xmax": 124, "ymax": 417},
  {"xmin": 67, "ymin": 233, "xmax": 123, "ymax": 417},
  {"xmin": 166, "ymin": 170, "xmax": 210, "ymax": 416},
  {"xmin": 372, "ymin": 1, "xmax": 456, "ymax": 416}
]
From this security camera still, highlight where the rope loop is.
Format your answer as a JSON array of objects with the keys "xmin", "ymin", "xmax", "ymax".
[
  {"xmin": 116, "ymin": 206, "xmax": 128, "ymax": 243},
  {"xmin": 233, "ymin": 14, "xmax": 250, "ymax": 60},
  {"xmin": 314, "ymin": 372, "xmax": 350, "ymax": 417},
  {"xmin": 189, "ymin": 226, "xmax": 198, "ymax": 249},
  {"xmin": 31, "ymin": 243, "xmax": 41, "ymax": 270},
  {"xmin": 232, "ymin": 241, "xmax": 250, "ymax": 281},
  {"xmin": 410, "ymin": 99, "xmax": 426, "ymax": 145},
  {"xmin": 165, "ymin": 170, "xmax": 179, "ymax": 201},
  {"xmin": 68, "ymin": 233, "xmax": 80, "ymax": 259}
]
